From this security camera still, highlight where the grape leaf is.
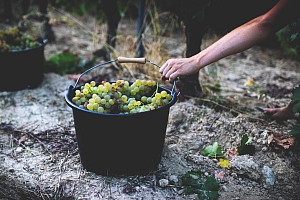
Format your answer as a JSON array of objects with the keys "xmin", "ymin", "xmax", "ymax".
[
  {"xmin": 197, "ymin": 190, "xmax": 219, "ymax": 200},
  {"xmin": 237, "ymin": 135, "xmax": 255, "ymax": 156},
  {"xmin": 291, "ymin": 86, "xmax": 300, "ymax": 102},
  {"xmin": 181, "ymin": 170, "xmax": 203, "ymax": 189},
  {"xmin": 289, "ymin": 124, "xmax": 300, "ymax": 151},
  {"xmin": 181, "ymin": 171, "xmax": 220, "ymax": 200},
  {"xmin": 289, "ymin": 124, "xmax": 300, "ymax": 137},
  {"xmin": 202, "ymin": 142, "xmax": 223, "ymax": 158},
  {"xmin": 291, "ymin": 86, "xmax": 300, "ymax": 113},
  {"xmin": 202, "ymin": 176, "xmax": 220, "ymax": 191}
]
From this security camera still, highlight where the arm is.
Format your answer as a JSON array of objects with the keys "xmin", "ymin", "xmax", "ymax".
[{"xmin": 160, "ymin": 0, "xmax": 299, "ymax": 81}]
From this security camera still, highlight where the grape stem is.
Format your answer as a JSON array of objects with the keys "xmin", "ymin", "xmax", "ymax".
[{"xmin": 151, "ymin": 82, "xmax": 159, "ymax": 98}]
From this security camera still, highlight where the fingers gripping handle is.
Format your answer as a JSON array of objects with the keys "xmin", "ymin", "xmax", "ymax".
[
  {"xmin": 117, "ymin": 57, "xmax": 146, "ymax": 64},
  {"xmin": 117, "ymin": 56, "xmax": 179, "ymax": 97}
]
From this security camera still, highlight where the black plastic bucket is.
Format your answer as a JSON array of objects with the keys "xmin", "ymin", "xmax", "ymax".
[
  {"xmin": 0, "ymin": 39, "xmax": 47, "ymax": 91},
  {"xmin": 65, "ymin": 57, "xmax": 178, "ymax": 175}
]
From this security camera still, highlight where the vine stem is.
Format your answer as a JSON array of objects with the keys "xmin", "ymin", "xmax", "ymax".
[{"xmin": 151, "ymin": 82, "xmax": 159, "ymax": 98}]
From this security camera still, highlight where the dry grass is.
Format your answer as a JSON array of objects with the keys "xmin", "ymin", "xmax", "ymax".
[
  {"xmin": 3, "ymin": 2, "xmax": 182, "ymax": 82},
  {"xmin": 58, "ymin": 1, "xmax": 179, "ymax": 81}
]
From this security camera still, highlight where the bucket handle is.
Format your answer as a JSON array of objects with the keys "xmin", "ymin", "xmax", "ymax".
[{"xmin": 73, "ymin": 57, "xmax": 180, "ymax": 96}]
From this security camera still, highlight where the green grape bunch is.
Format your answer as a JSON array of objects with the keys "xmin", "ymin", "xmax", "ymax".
[
  {"xmin": 71, "ymin": 79, "xmax": 173, "ymax": 114},
  {"xmin": 0, "ymin": 27, "xmax": 42, "ymax": 52}
]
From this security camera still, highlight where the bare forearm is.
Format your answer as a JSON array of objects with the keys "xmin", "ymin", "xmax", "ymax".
[
  {"xmin": 194, "ymin": 0, "xmax": 298, "ymax": 70},
  {"xmin": 159, "ymin": 0, "xmax": 299, "ymax": 81},
  {"xmin": 194, "ymin": 18, "xmax": 272, "ymax": 69}
]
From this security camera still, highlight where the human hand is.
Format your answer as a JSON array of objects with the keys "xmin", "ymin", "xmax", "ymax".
[{"xmin": 159, "ymin": 57, "xmax": 200, "ymax": 81}]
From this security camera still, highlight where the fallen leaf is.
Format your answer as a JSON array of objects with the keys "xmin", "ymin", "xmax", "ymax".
[
  {"xmin": 214, "ymin": 171, "xmax": 228, "ymax": 184},
  {"xmin": 267, "ymin": 132, "xmax": 294, "ymax": 150},
  {"xmin": 245, "ymin": 77, "xmax": 255, "ymax": 87},
  {"xmin": 214, "ymin": 171, "xmax": 224, "ymax": 179},
  {"xmin": 228, "ymin": 147, "xmax": 238, "ymax": 160},
  {"xmin": 18, "ymin": 135, "xmax": 27, "ymax": 144},
  {"xmin": 218, "ymin": 158, "xmax": 230, "ymax": 169}
]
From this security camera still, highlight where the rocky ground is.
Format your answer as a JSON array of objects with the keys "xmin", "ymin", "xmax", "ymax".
[{"xmin": 1, "ymin": 6, "xmax": 300, "ymax": 200}]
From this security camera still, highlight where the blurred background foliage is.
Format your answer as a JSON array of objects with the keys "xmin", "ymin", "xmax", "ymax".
[
  {"xmin": 1, "ymin": 0, "xmax": 299, "ymax": 59},
  {"xmin": 50, "ymin": 0, "xmax": 300, "ymax": 59},
  {"xmin": 51, "ymin": 0, "xmax": 139, "ymax": 23}
]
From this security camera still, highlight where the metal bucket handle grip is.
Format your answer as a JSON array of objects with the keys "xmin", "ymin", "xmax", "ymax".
[{"xmin": 73, "ymin": 57, "xmax": 179, "ymax": 96}]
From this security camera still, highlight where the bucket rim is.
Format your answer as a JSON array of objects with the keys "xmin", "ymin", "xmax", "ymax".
[
  {"xmin": 0, "ymin": 38, "xmax": 48, "ymax": 54},
  {"xmin": 65, "ymin": 84, "xmax": 177, "ymax": 117}
]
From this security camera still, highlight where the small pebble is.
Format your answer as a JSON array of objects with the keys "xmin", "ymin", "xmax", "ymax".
[
  {"xmin": 169, "ymin": 175, "xmax": 179, "ymax": 184},
  {"xmin": 262, "ymin": 147, "xmax": 268, "ymax": 151},
  {"xmin": 221, "ymin": 185, "xmax": 228, "ymax": 192},
  {"xmin": 159, "ymin": 179, "xmax": 169, "ymax": 188},
  {"xmin": 178, "ymin": 189, "xmax": 185, "ymax": 195},
  {"xmin": 8, "ymin": 168, "xmax": 15, "ymax": 173},
  {"xmin": 15, "ymin": 147, "xmax": 23, "ymax": 153},
  {"xmin": 231, "ymin": 173, "xmax": 238, "ymax": 179}
]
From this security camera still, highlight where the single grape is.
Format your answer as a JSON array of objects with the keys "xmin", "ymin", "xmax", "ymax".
[
  {"xmin": 83, "ymin": 88, "xmax": 89, "ymax": 95},
  {"xmin": 87, "ymin": 104, "xmax": 93, "ymax": 110},
  {"xmin": 166, "ymin": 94, "xmax": 172, "ymax": 101},
  {"xmin": 80, "ymin": 97, "xmax": 86, "ymax": 103},
  {"xmin": 93, "ymin": 103, "xmax": 99, "ymax": 110},
  {"xmin": 161, "ymin": 90, "xmax": 167, "ymax": 97},
  {"xmin": 89, "ymin": 98, "xmax": 95, "ymax": 104},
  {"xmin": 95, "ymin": 96, "xmax": 101, "ymax": 103},
  {"xmin": 141, "ymin": 96, "xmax": 147, "ymax": 103},
  {"xmin": 155, "ymin": 93, "xmax": 162, "ymax": 99},
  {"xmin": 109, "ymin": 99, "xmax": 115, "ymax": 105},
  {"xmin": 124, "ymin": 94, "xmax": 130, "ymax": 101},
  {"xmin": 162, "ymin": 99, "xmax": 169, "ymax": 105},
  {"xmin": 105, "ymin": 102, "xmax": 111, "ymax": 109},
  {"xmin": 100, "ymin": 99, "xmax": 106, "ymax": 105},
  {"xmin": 75, "ymin": 100, "xmax": 81, "ymax": 106},
  {"xmin": 72, "ymin": 96, "xmax": 79, "ymax": 102},
  {"xmin": 103, "ymin": 87, "xmax": 108, "ymax": 93},
  {"xmin": 85, "ymin": 83, "xmax": 91, "ymax": 89},
  {"xmin": 90, "ymin": 81, "xmax": 96, "ymax": 87},
  {"xmin": 75, "ymin": 90, "xmax": 81, "ymax": 96},
  {"xmin": 98, "ymin": 106, "xmax": 104, "ymax": 113},
  {"xmin": 104, "ymin": 95, "xmax": 110, "ymax": 101}
]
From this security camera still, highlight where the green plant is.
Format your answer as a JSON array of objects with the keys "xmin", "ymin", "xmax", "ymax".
[
  {"xmin": 291, "ymin": 86, "xmax": 300, "ymax": 114},
  {"xmin": 289, "ymin": 86, "xmax": 300, "ymax": 150},
  {"xmin": 237, "ymin": 135, "xmax": 255, "ymax": 156},
  {"xmin": 202, "ymin": 142, "xmax": 224, "ymax": 159},
  {"xmin": 44, "ymin": 51, "xmax": 96, "ymax": 75},
  {"xmin": 181, "ymin": 170, "xmax": 220, "ymax": 200},
  {"xmin": 0, "ymin": 27, "xmax": 42, "ymax": 52},
  {"xmin": 276, "ymin": 17, "xmax": 300, "ymax": 59}
]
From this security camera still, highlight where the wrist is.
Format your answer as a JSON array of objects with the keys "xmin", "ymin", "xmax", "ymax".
[{"xmin": 192, "ymin": 52, "xmax": 205, "ymax": 71}]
